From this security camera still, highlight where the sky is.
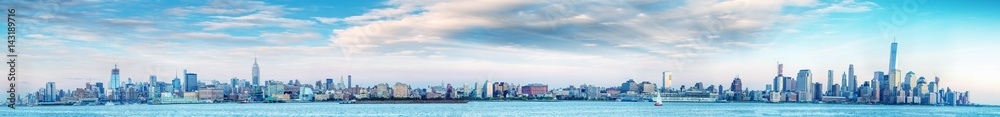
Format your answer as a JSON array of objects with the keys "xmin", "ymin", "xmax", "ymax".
[{"xmin": 3, "ymin": 0, "xmax": 999, "ymax": 104}]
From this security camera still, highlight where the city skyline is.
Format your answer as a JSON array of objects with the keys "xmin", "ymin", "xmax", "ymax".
[{"xmin": 4, "ymin": 0, "xmax": 999, "ymax": 105}]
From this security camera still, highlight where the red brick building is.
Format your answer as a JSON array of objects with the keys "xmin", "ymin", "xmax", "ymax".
[{"xmin": 521, "ymin": 84, "xmax": 548, "ymax": 97}]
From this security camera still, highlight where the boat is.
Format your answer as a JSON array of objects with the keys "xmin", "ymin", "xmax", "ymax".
[{"xmin": 654, "ymin": 92, "xmax": 663, "ymax": 106}]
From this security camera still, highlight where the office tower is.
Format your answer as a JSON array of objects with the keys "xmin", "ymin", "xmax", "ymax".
[
  {"xmin": 484, "ymin": 80, "xmax": 493, "ymax": 98},
  {"xmin": 773, "ymin": 63, "xmax": 784, "ymax": 91},
  {"xmin": 339, "ymin": 76, "xmax": 345, "ymax": 89},
  {"xmin": 935, "ymin": 76, "xmax": 940, "ymax": 85},
  {"xmin": 784, "ymin": 77, "xmax": 795, "ymax": 92},
  {"xmin": 766, "ymin": 84, "xmax": 772, "ymax": 92},
  {"xmin": 662, "ymin": 71, "xmax": 671, "ymax": 91},
  {"xmin": 813, "ymin": 82, "xmax": 823, "ymax": 101},
  {"xmin": 916, "ymin": 76, "xmax": 927, "ymax": 95},
  {"xmin": 184, "ymin": 69, "xmax": 198, "ymax": 92},
  {"xmin": 796, "ymin": 69, "xmax": 812, "ymax": 94},
  {"xmin": 481, "ymin": 80, "xmax": 490, "ymax": 98},
  {"xmin": 773, "ymin": 76, "xmax": 782, "ymax": 91},
  {"xmin": 231, "ymin": 77, "xmax": 239, "ymax": 88},
  {"xmin": 841, "ymin": 72, "xmax": 848, "ymax": 96},
  {"xmin": 889, "ymin": 40, "xmax": 898, "ymax": 71},
  {"xmin": 348, "ymin": 75, "xmax": 352, "ymax": 88},
  {"xmin": 730, "ymin": 77, "xmax": 742, "ymax": 92},
  {"xmin": 45, "ymin": 82, "xmax": 55, "ymax": 102},
  {"xmin": 150, "ymin": 75, "xmax": 157, "ymax": 85},
  {"xmin": 326, "ymin": 78, "xmax": 334, "ymax": 90},
  {"xmin": 110, "ymin": 64, "xmax": 120, "ymax": 90},
  {"xmin": 888, "ymin": 40, "xmax": 901, "ymax": 91},
  {"xmin": 872, "ymin": 77, "xmax": 880, "ymax": 103},
  {"xmin": 827, "ymin": 70, "xmax": 834, "ymax": 95},
  {"xmin": 252, "ymin": 57, "xmax": 260, "ymax": 86},
  {"xmin": 848, "ymin": 64, "xmax": 856, "ymax": 93},
  {"xmin": 904, "ymin": 71, "xmax": 916, "ymax": 96},
  {"xmin": 95, "ymin": 82, "xmax": 104, "ymax": 97},
  {"xmin": 172, "ymin": 73, "xmax": 181, "ymax": 93},
  {"xmin": 890, "ymin": 69, "xmax": 901, "ymax": 92},
  {"xmin": 874, "ymin": 71, "xmax": 885, "ymax": 98},
  {"xmin": 778, "ymin": 64, "xmax": 784, "ymax": 76},
  {"xmin": 150, "ymin": 75, "xmax": 157, "ymax": 96}
]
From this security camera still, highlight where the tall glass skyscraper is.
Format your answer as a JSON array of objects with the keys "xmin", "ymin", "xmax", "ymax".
[
  {"xmin": 796, "ymin": 69, "xmax": 812, "ymax": 94},
  {"xmin": 827, "ymin": 70, "xmax": 834, "ymax": 95},
  {"xmin": 172, "ymin": 77, "xmax": 181, "ymax": 92},
  {"xmin": 888, "ymin": 40, "xmax": 901, "ymax": 90},
  {"xmin": 184, "ymin": 69, "xmax": 199, "ymax": 92},
  {"xmin": 110, "ymin": 64, "xmax": 120, "ymax": 90},
  {"xmin": 848, "ymin": 64, "xmax": 856, "ymax": 93}
]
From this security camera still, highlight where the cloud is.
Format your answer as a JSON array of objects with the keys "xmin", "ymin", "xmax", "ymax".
[
  {"xmin": 163, "ymin": 1, "xmax": 268, "ymax": 15},
  {"xmin": 164, "ymin": 32, "xmax": 261, "ymax": 44},
  {"xmin": 326, "ymin": 0, "xmax": 843, "ymax": 62},
  {"xmin": 102, "ymin": 19, "xmax": 154, "ymax": 26},
  {"xmin": 199, "ymin": 13, "xmax": 317, "ymax": 30},
  {"xmin": 783, "ymin": 29, "xmax": 802, "ymax": 33},
  {"xmin": 261, "ymin": 32, "xmax": 323, "ymax": 45},
  {"xmin": 165, "ymin": 0, "xmax": 317, "ymax": 30},
  {"xmin": 312, "ymin": 17, "xmax": 340, "ymax": 24},
  {"xmin": 383, "ymin": 50, "xmax": 427, "ymax": 56},
  {"xmin": 808, "ymin": 0, "xmax": 879, "ymax": 14}
]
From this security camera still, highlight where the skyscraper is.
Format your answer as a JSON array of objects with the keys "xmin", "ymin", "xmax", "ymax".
[
  {"xmin": 326, "ymin": 78, "xmax": 334, "ymax": 90},
  {"xmin": 662, "ymin": 71, "xmax": 671, "ymax": 91},
  {"xmin": 827, "ymin": 70, "xmax": 834, "ymax": 95},
  {"xmin": 45, "ymin": 82, "xmax": 55, "ymax": 102},
  {"xmin": 773, "ymin": 63, "xmax": 784, "ymax": 91},
  {"xmin": 150, "ymin": 75, "xmax": 157, "ymax": 98},
  {"xmin": 773, "ymin": 76, "xmax": 782, "ymax": 91},
  {"xmin": 730, "ymin": 77, "xmax": 742, "ymax": 92},
  {"xmin": 889, "ymin": 40, "xmax": 898, "ymax": 72},
  {"xmin": 888, "ymin": 40, "xmax": 901, "ymax": 91},
  {"xmin": 184, "ymin": 69, "xmax": 198, "ymax": 92},
  {"xmin": 783, "ymin": 77, "xmax": 795, "ymax": 92},
  {"xmin": 348, "ymin": 75, "xmax": 352, "ymax": 88},
  {"xmin": 110, "ymin": 64, "xmax": 120, "ymax": 90},
  {"xmin": 904, "ymin": 71, "xmax": 916, "ymax": 96},
  {"xmin": 849, "ymin": 64, "xmax": 856, "ymax": 93},
  {"xmin": 95, "ymin": 82, "xmax": 104, "ymax": 97},
  {"xmin": 172, "ymin": 73, "xmax": 181, "ymax": 93},
  {"xmin": 841, "ymin": 72, "xmax": 847, "ymax": 96},
  {"xmin": 231, "ymin": 77, "xmax": 239, "ymax": 88},
  {"xmin": 252, "ymin": 57, "xmax": 260, "ymax": 86}
]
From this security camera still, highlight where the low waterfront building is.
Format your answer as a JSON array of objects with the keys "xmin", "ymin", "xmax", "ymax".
[
  {"xmin": 197, "ymin": 89, "xmax": 224, "ymax": 101},
  {"xmin": 393, "ymin": 82, "xmax": 410, "ymax": 98},
  {"xmin": 521, "ymin": 84, "xmax": 548, "ymax": 97}
]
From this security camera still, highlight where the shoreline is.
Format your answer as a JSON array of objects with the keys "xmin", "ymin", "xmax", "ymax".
[{"xmin": 17, "ymin": 100, "xmax": 999, "ymax": 108}]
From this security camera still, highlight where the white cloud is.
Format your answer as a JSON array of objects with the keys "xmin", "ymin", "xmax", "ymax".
[
  {"xmin": 199, "ymin": 13, "xmax": 316, "ymax": 30},
  {"xmin": 102, "ymin": 19, "xmax": 153, "ymax": 26},
  {"xmin": 808, "ymin": 0, "xmax": 879, "ymax": 14},
  {"xmin": 783, "ymin": 29, "xmax": 802, "ymax": 33},
  {"xmin": 312, "ymin": 17, "xmax": 340, "ymax": 24},
  {"xmin": 166, "ymin": 1, "xmax": 317, "ymax": 30},
  {"xmin": 261, "ymin": 32, "xmax": 323, "ymax": 45}
]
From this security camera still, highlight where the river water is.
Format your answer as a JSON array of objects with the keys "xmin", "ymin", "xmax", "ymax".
[{"xmin": 2, "ymin": 101, "xmax": 997, "ymax": 116}]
